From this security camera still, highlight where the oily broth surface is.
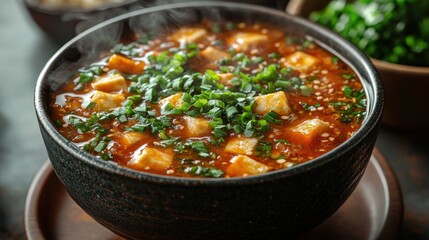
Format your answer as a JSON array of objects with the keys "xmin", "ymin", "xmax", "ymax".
[{"xmin": 49, "ymin": 21, "xmax": 365, "ymax": 178}]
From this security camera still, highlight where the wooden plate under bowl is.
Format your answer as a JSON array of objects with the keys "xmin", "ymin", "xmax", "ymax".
[{"xmin": 25, "ymin": 148, "xmax": 402, "ymax": 240}]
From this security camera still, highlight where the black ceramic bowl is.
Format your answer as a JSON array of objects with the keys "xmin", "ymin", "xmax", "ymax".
[{"xmin": 35, "ymin": 2, "xmax": 383, "ymax": 239}]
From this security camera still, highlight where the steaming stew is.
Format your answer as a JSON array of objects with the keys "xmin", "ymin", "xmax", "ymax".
[{"xmin": 50, "ymin": 21, "xmax": 366, "ymax": 178}]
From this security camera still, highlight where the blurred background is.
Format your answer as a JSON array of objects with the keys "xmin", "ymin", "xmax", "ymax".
[{"xmin": 0, "ymin": 0, "xmax": 428, "ymax": 239}]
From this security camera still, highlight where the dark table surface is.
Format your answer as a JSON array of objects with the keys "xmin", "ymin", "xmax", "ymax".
[{"xmin": 0, "ymin": 0, "xmax": 428, "ymax": 239}]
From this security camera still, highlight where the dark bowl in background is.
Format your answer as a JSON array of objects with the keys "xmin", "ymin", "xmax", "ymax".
[
  {"xmin": 34, "ymin": 2, "xmax": 384, "ymax": 239},
  {"xmin": 22, "ymin": 0, "xmax": 151, "ymax": 44},
  {"xmin": 22, "ymin": 0, "xmax": 288, "ymax": 45}
]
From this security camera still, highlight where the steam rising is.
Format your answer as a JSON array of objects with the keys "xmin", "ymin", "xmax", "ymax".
[
  {"xmin": 46, "ymin": 3, "xmax": 265, "ymax": 91},
  {"xmin": 128, "ymin": 3, "xmax": 250, "ymax": 40},
  {"xmin": 129, "ymin": 7, "xmax": 203, "ymax": 37}
]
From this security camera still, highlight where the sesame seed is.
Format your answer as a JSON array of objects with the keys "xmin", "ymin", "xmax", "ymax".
[
  {"xmin": 251, "ymin": 49, "xmax": 259, "ymax": 55},
  {"xmin": 261, "ymin": 29, "xmax": 268, "ymax": 34},
  {"xmin": 313, "ymin": 80, "xmax": 321, "ymax": 84},
  {"xmin": 317, "ymin": 106, "xmax": 324, "ymax": 111},
  {"xmin": 281, "ymin": 116, "xmax": 289, "ymax": 120},
  {"xmin": 144, "ymin": 166, "xmax": 150, "ymax": 170},
  {"xmin": 317, "ymin": 96, "xmax": 323, "ymax": 100},
  {"xmin": 166, "ymin": 170, "xmax": 175, "ymax": 175},
  {"xmin": 238, "ymin": 23, "xmax": 246, "ymax": 28},
  {"xmin": 285, "ymin": 162, "xmax": 294, "ymax": 167},
  {"xmin": 321, "ymin": 140, "xmax": 328, "ymax": 143},
  {"xmin": 329, "ymin": 137, "xmax": 335, "ymax": 141},
  {"xmin": 319, "ymin": 149, "xmax": 326, "ymax": 152},
  {"xmin": 315, "ymin": 92, "xmax": 321, "ymax": 96},
  {"xmin": 321, "ymin": 133, "xmax": 329, "ymax": 138},
  {"xmin": 274, "ymin": 42, "xmax": 280, "ymax": 47},
  {"xmin": 321, "ymin": 70, "xmax": 328, "ymax": 74},
  {"xmin": 269, "ymin": 134, "xmax": 274, "ymax": 138},
  {"xmin": 277, "ymin": 159, "xmax": 286, "ymax": 164}
]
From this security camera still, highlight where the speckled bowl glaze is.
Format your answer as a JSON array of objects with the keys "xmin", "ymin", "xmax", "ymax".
[{"xmin": 34, "ymin": 2, "xmax": 383, "ymax": 239}]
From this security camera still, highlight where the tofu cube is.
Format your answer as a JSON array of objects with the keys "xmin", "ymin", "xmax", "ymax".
[
  {"xmin": 182, "ymin": 116, "xmax": 211, "ymax": 137},
  {"xmin": 254, "ymin": 91, "xmax": 292, "ymax": 116},
  {"xmin": 108, "ymin": 54, "xmax": 145, "ymax": 75},
  {"xmin": 158, "ymin": 93, "xmax": 183, "ymax": 109},
  {"xmin": 91, "ymin": 74, "xmax": 127, "ymax": 92},
  {"xmin": 90, "ymin": 90, "xmax": 125, "ymax": 111},
  {"xmin": 118, "ymin": 132, "xmax": 149, "ymax": 150},
  {"xmin": 290, "ymin": 119, "xmax": 330, "ymax": 144},
  {"xmin": 128, "ymin": 147, "xmax": 173, "ymax": 172},
  {"xmin": 218, "ymin": 73, "xmax": 235, "ymax": 86},
  {"xmin": 170, "ymin": 27, "xmax": 207, "ymax": 43},
  {"xmin": 200, "ymin": 46, "xmax": 230, "ymax": 62},
  {"xmin": 224, "ymin": 136, "xmax": 258, "ymax": 155},
  {"xmin": 282, "ymin": 51, "xmax": 319, "ymax": 73},
  {"xmin": 226, "ymin": 155, "xmax": 270, "ymax": 177},
  {"xmin": 228, "ymin": 32, "xmax": 268, "ymax": 51}
]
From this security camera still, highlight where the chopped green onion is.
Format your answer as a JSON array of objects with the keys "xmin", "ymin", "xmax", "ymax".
[
  {"xmin": 263, "ymin": 111, "xmax": 282, "ymax": 124},
  {"xmin": 342, "ymin": 73, "xmax": 354, "ymax": 80},
  {"xmin": 94, "ymin": 141, "xmax": 107, "ymax": 152},
  {"xmin": 268, "ymin": 52, "xmax": 280, "ymax": 59},
  {"xmin": 85, "ymin": 101, "xmax": 96, "ymax": 110},
  {"xmin": 300, "ymin": 85, "xmax": 313, "ymax": 97},
  {"xmin": 183, "ymin": 166, "xmax": 224, "ymax": 178},
  {"xmin": 255, "ymin": 141, "xmax": 272, "ymax": 157},
  {"xmin": 274, "ymin": 139, "xmax": 290, "ymax": 145}
]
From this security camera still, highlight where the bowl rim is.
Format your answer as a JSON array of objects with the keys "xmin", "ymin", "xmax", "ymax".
[
  {"xmin": 372, "ymin": 58, "xmax": 429, "ymax": 76},
  {"xmin": 23, "ymin": 0, "xmax": 139, "ymax": 14},
  {"xmin": 34, "ymin": 1, "xmax": 383, "ymax": 185}
]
